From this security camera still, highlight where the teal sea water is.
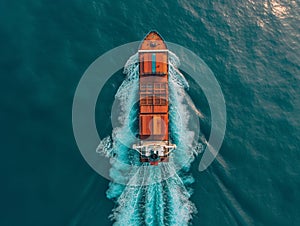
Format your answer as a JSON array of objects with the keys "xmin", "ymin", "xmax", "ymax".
[{"xmin": 1, "ymin": 0, "xmax": 299, "ymax": 225}]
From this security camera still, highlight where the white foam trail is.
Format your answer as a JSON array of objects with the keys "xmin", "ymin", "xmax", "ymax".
[
  {"xmin": 201, "ymin": 136, "xmax": 228, "ymax": 170},
  {"xmin": 98, "ymin": 51, "xmax": 205, "ymax": 225},
  {"xmin": 184, "ymin": 92, "xmax": 205, "ymax": 119}
]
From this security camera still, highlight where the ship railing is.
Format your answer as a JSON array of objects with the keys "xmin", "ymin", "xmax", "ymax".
[{"xmin": 138, "ymin": 49, "xmax": 169, "ymax": 53}]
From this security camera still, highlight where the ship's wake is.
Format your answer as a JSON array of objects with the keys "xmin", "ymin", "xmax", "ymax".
[{"xmin": 97, "ymin": 52, "xmax": 204, "ymax": 226}]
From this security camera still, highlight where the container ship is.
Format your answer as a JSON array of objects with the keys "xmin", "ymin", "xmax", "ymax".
[{"xmin": 133, "ymin": 31, "xmax": 176, "ymax": 166}]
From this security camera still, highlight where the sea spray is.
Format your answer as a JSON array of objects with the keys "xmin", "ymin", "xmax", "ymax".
[{"xmin": 97, "ymin": 51, "xmax": 204, "ymax": 225}]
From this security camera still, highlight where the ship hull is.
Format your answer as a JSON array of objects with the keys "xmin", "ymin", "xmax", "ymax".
[{"xmin": 133, "ymin": 31, "xmax": 175, "ymax": 166}]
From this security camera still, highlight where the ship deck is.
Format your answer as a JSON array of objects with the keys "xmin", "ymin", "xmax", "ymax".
[{"xmin": 139, "ymin": 31, "xmax": 169, "ymax": 145}]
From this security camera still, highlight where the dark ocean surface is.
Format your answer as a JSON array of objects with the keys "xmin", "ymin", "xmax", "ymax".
[{"xmin": 0, "ymin": 0, "xmax": 299, "ymax": 225}]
